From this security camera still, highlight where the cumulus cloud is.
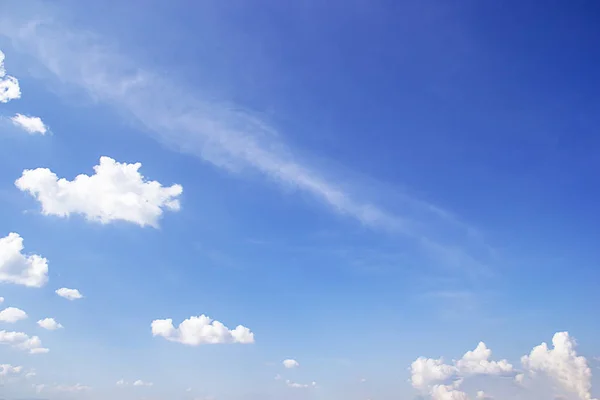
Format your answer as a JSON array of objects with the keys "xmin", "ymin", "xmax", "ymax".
[
  {"xmin": 0, "ymin": 233, "xmax": 49, "ymax": 288},
  {"xmin": 0, "ymin": 330, "xmax": 49, "ymax": 354},
  {"xmin": 0, "ymin": 307, "xmax": 28, "ymax": 323},
  {"xmin": 411, "ymin": 332, "xmax": 598, "ymax": 400},
  {"xmin": 0, "ymin": 50, "xmax": 21, "ymax": 103},
  {"xmin": 283, "ymin": 359, "xmax": 299, "ymax": 369},
  {"xmin": 55, "ymin": 287, "xmax": 83, "ymax": 300},
  {"xmin": 0, "ymin": 363, "xmax": 23, "ymax": 377},
  {"xmin": 10, "ymin": 113, "xmax": 48, "ymax": 134},
  {"xmin": 116, "ymin": 379, "xmax": 126, "ymax": 386},
  {"xmin": 37, "ymin": 317, "xmax": 63, "ymax": 330},
  {"xmin": 151, "ymin": 315, "xmax": 254, "ymax": 346},
  {"xmin": 411, "ymin": 341, "xmax": 514, "ymax": 399},
  {"xmin": 522, "ymin": 332, "xmax": 596, "ymax": 400},
  {"xmin": 15, "ymin": 156, "xmax": 183, "ymax": 228},
  {"xmin": 0, "ymin": 297, "xmax": 4, "ymax": 303},
  {"xmin": 133, "ymin": 380, "xmax": 154, "ymax": 387}
]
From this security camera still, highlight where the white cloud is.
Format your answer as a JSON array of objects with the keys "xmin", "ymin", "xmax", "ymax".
[
  {"xmin": 456, "ymin": 342, "xmax": 514, "ymax": 376},
  {"xmin": 133, "ymin": 380, "xmax": 153, "ymax": 387},
  {"xmin": 0, "ymin": 297, "xmax": 4, "ymax": 303},
  {"xmin": 283, "ymin": 359, "xmax": 299, "ymax": 369},
  {"xmin": 0, "ymin": 50, "xmax": 21, "ymax": 103},
  {"xmin": 55, "ymin": 287, "xmax": 83, "ymax": 300},
  {"xmin": 410, "ymin": 357, "xmax": 456, "ymax": 390},
  {"xmin": 116, "ymin": 379, "xmax": 126, "ymax": 386},
  {"xmin": 0, "ymin": 330, "xmax": 49, "ymax": 354},
  {"xmin": 522, "ymin": 332, "xmax": 596, "ymax": 400},
  {"xmin": 10, "ymin": 113, "xmax": 48, "ymax": 134},
  {"xmin": 286, "ymin": 380, "xmax": 317, "ymax": 389},
  {"xmin": 430, "ymin": 384, "xmax": 468, "ymax": 400},
  {"xmin": 0, "ymin": 307, "xmax": 28, "ymax": 323},
  {"xmin": 151, "ymin": 315, "xmax": 254, "ymax": 346},
  {"xmin": 0, "ymin": 363, "xmax": 23, "ymax": 377},
  {"xmin": 37, "ymin": 317, "xmax": 63, "ymax": 330},
  {"xmin": 15, "ymin": 156, "xmax": 183, "ymax": 228},
  {"xmin": 514, "ymin": 373, "xmax": 524, "ymax": 384},
  {"xmin": 0, "ymin": 233, "xmax": 49, "ymax": 288},
  {"xmin": 476, "ymin": 391, "xmax": 492, "ymax": 399}
]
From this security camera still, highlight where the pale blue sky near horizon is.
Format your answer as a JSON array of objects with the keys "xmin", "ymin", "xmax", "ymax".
[{"xmin": 0, "ymin": 1, "xmax": 599, "ymax": 400}]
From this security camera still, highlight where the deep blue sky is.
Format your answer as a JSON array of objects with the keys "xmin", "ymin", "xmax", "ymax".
[{"xmin": 0, "ymin": 1, "xmax": 599, "ymax": 400}]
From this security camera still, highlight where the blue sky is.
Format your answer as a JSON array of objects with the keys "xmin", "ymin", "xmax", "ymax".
[{"xmin": 0, "ymin": 1, "xmax": 599, "ymax": 399}]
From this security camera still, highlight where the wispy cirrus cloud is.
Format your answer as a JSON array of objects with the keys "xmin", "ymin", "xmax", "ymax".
[{"xmin": 0, "ymin": 9, "xmax": 494, "ymax": 274}]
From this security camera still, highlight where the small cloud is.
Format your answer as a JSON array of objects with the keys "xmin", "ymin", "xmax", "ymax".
[
  {"xmin": 0, "ymin": 307, "xmax": 28, "ymax": 323},
  {"xmin": 151, "ymin": 315, "xmax": 254, "ymax": 346},
  {"xmin": 283, "ymin": 359, "xmax": 299, "ymax": 369},
  {"xmin": 0, "ymin": 232, "xmax": 49, "ymax": 288},
  {"xmin": 0, "ymin": 330, "xmax": 49, "ymax": 354},
  {"xmin": 133, "ymin": 380, "xmax": 153, "ymax": 387},
  {"xmin": 285, "ymin": 379, "xmax": 317, "ymax": 389},
  {"xmin": 37, "ymin": 317, "xmax": 63, "ymax": 330},
  {"xmin": 10, "ymin": 114, "xmax": 48, "ymax": 135},
  {"xmin": 0, "ymin": 50, "xmax": 21, "ymax": 103},
  {"xmin": 55, "ymin": 287, "xmax": 83, "ymax": 300}
]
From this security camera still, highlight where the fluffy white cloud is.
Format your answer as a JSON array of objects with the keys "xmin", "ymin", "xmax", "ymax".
[
  {"xmin": 411, "ymin": 357, "xmax": 456, "ymax": 390},
  {"xmin": 456, "ymin": 342, "xmax": 514, "ymax": 376},
  {"xmin": 0, "ymin": 330, "xmax": 48, "ymax": 354},
  {"xmin": 0, "ymin": 50, "xmax": 21, "ymax": 103},
  {"xmin": 0, "ymin": 364, "xmax": 23, "ymax": 377},
  {"xmin": 283, "ymin": 359, "xmax": 299, "ymax": 369},
  {"xmin": 522, "ymin": 332, "xmax": 596, "ymax": 400},
  {"xmin": 55, "ymin": 287, "xmax": 83, "ymax": 300},
  {"xmin": 0, "ymin": 297, "xmax": 4, "ymax": 303},
  {"xmin": 286, "ymin": 380, "xmax": 317, "ymax": 389},
  {"xmin": 0, "ymin": 307, "xmax": 28, "ymax": 323},
  {"xmin": 133, "ymin": 380, "xmax": 153, "ymax": 387},
  {"xmin": 151, "ymin": 315, "xmax": 254, "ymax": 346},
  {"xmin": 476, "ymin": 391, "xmax": 492, "ymax": 399},
  {"xmin": 10, "ymin": 114, "xmax": 48, "ymax": 135},
  {"xmin": 0, "ymin": 233, "xmax": 49, "ymax": 288},
  {"xmin": 15, "ymin": 156, "xmax": 183, "ymax": 227},
  {"xmin": 430, "ymin": 384, "xmax": 469, "ymax": 400},
  {"xmin": 37, "ymin": 317, "xmax": 63, "ymax": 330}
]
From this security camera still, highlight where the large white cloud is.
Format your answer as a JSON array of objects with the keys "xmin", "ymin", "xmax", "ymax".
[
  {"xmin": 0, "ymin": 307, "xmax": 28, "ymax": 323},
  {"xmin": 522, "ymin": 332, "xmax": 596, "ymax": 400},
  {"xmin": 0, "ymin": 233, "xmax": 49, "ymax": 288},
  {"xmin": 283, "ymin": 359, "xmax": 300, "ymax": 369},
  {"xmin": 151, "ymin": 315, "xmax": 254, "ymax": 346},
  {"xmin": 55, "ymin": 287, "xmax": 83, "ymax": 300},
  {"xmin": 0, "ymin": 330, "xmax": 49, "ymax": 354},
  {"xmin": 37, "ymin": 317, "xmax": 63, "ymax": 330},
  {"xmin": 0, "ymin": 50, "xmax": 21, "ymax": 103},
  {"xmin": 10, "ymin": 114, "xmax": 48, "ymax": 135},
  {"xmin": 411, "ymin": 332, "xmax": 597, "ymax": 400},
  {"xmin": 15, "ymin": 156, "xmax": 183, "ymax": 227}
]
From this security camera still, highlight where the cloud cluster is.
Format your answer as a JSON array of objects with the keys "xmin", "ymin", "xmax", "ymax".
[
  {"xmin": 0, "ymin": 330, "xmax": 48, "ymax": 354},
  {"xmin": 151, "ymin": 315, "xmax": 254, "ymax": 346},
  {"xmin": 15, "ymin": 156, "xmax": 183, "ymax": 227},
  {"xmin": 0, "ymin": 50, "xmax": 20, "ymax": 103},
  {"xmin": 411, "ymin": 332, "xmax": 597, "ymax": 400},
  {"xmin": 522, "ymin": 332, "xmax": 596, "ymax": 400},
  {"xmin": 286, "ymin": 380, "xmax": 317, "ymax": 389},
  {"xmin": 0, "ymin": 233, "xmax": 49, "ymax": 288},
  {"xmin": 0, "ymin": 307, "xmax": 28, "ymax": 323},
  {"xmin": 55, "ymin": 287, "xmax": 83, "ymax": 300},
  {"xmin": 10, "ymin": 113, "xmax": 48, "ymax": 134},
  {"xmin": 0, "ymin": 364, "xmax": 23, "ymax": 377}
]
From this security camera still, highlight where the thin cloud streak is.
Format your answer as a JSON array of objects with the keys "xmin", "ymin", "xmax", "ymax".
[{"xmin": 0, "ymin": 13, "xmax": 493, "ymax": 272}]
